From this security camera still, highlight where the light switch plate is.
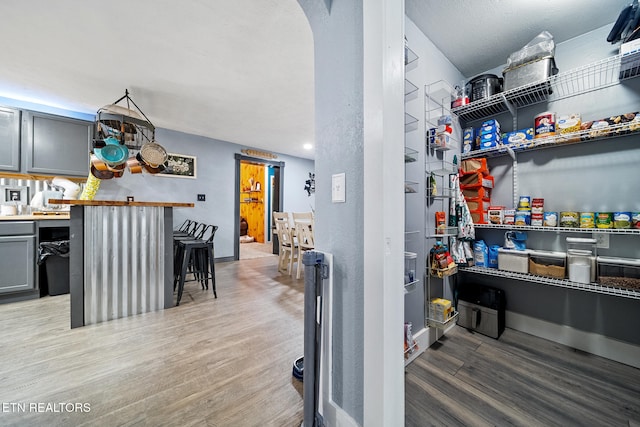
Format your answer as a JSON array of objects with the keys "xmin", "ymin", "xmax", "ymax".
[{"xmin": 332, "ymin": 173, "xmax": 345, "ymax": 203}]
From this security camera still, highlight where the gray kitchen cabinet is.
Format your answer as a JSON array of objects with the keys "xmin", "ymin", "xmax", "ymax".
[
  {"xmin": 0, "ymin": 106, "xmax": 21, "ymax": 172},
  {"xmin": 0, "ymin": 222, "xmax": 36, "ymax": 294},
  {"xmin": 22, "ymin": 111, "xmax": 92, "ymax": 176}
]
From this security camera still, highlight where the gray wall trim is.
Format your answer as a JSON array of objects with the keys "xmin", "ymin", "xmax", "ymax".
[{"xmin": 163, "ymin": 207, "xmax": 174, "ymax": 309}]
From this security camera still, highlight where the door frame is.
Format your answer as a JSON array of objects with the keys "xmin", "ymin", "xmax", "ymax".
[{"xmin": 234, "ymin": 153, "xmax": 284, "ymax": 261}]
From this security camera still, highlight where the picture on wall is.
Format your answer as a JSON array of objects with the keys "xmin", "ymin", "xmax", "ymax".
[{"xmin": 157, "ymin": 153, "xmax": 197, "ymax": 179}]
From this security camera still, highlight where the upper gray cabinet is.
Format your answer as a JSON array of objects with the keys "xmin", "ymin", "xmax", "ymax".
[
  {"xmin": 22, "ymin": 111, "xmax": 92, "ymax": 176},
  {"xmin": 0, "ymin": 106, "xmax": 21, "ymax": 172}
]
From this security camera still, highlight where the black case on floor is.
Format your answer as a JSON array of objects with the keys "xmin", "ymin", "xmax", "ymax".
[{"xmin": 457, "ymin": 283, "xmax": 505, "ymax": 339}]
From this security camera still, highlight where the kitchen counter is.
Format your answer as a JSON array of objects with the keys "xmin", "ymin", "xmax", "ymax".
[
  {"xmin": 68, "ymin": 201, "xmax": 192, "ymax": 328},
  {"xmin": 49, "ymin": 199, "xmax": 194, "ymax": 208},
  {"xmin": 0, "ymin": 213, "xmax": 70, "ymax": 221}
]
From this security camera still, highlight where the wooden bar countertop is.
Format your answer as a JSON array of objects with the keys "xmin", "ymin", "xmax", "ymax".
[
  {"xmin": 48, "ymin": 199, "xmax": 195, "ymax": 208},
  {"xmin": 0, "ymin": 213, "xmax": 71, "ymax": 221}
]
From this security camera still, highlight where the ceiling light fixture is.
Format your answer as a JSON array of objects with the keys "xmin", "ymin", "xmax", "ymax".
[{"xmin": 303, "ymin": 143, "xmax": 313, "ymax": 150}]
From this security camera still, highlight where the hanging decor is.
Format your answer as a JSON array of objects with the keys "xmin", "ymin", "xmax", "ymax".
[
  {"xmin": 241, "ymin": 148, "xmax": 278, "ymax": 159},
  {"xmin": 304, "ymin": 172, "xmax": 315, "ymax": 196},
  {"xmin": 91, "ymin": 89, "xmax": 169, "ymax": 181}
]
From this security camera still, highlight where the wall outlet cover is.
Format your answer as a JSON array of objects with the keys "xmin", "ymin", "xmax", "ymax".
[
  {"xmin": 197, "ymin": 194, "xmax": 206, "ymax": 201},
  {"xmin": 593, "ymin": 232, "xmax": 609, "ymax": 249}
]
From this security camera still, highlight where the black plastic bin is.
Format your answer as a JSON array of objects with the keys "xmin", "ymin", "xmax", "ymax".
[{"xmin": 38, "ymin": 240, "xmax": 70, "ymax": 296}]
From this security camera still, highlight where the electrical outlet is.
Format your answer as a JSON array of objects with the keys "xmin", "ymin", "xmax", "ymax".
[
  {"xmin": 593, "ymin": 232, "xmax": 609, "ymax": 249},
  {"xmin": 197, "ymin": 194, "xmax": 206, "ymax": 202}
]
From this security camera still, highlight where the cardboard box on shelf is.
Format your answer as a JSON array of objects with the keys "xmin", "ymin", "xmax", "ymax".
[
  {"xmin": 429, "ymin": 298, "xmax": 453, "ymax": 322},
  {"xmin": 462, "ymin": 186, "xmax": 491, "ymax": 201},
  {"xmin": 460, "ymin": 157, "xmax": 489, "ymax": 175},
  {"xmin": 460, "ymin": 173, "xmax": 494, "ymax": 189}
]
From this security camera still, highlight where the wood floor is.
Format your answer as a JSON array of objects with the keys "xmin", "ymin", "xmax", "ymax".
[
  {"xmin": 3, "ymin": 256, "xmax": 640, "ymax": 426},
  {"xmin": 405, "ymin": 325, "xmax": 640, "ymax": 427},
  {"xmin": 0, "ymin": 257, "xmax": 304, "ymax": 427}
]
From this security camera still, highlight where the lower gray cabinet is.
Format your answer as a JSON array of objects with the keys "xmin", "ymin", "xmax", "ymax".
[
  {"xmin": 0, "ymin": 106, "xmax": 21, "ymax": 172},
  {"xmin": 23, "ymin": 111, "xmax": 92, "ymax": 176},
  {"xmin": 0, "ymin": 222, "xmax": 36, "ymax": 294}
]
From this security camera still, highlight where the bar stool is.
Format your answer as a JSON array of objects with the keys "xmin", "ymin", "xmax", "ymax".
[
  {"xmin": 173, "ymin": 222, "xmax": 206, "ymax": 285},
  {"xmin": 175, "ymin": 224, "xmax": 218, "ymax": 305}
]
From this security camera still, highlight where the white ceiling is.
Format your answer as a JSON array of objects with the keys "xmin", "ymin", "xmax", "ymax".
[
  {"xmin": 406, "ymin": 0, "xmax": 629, "ymax": 78},
  {"xmin": 0, "ymin": 1, "xmax": 630, "ymax": 161},
  {"xmin": 0, "ymin": 0, "xmax": 315, "ymax": 159}
]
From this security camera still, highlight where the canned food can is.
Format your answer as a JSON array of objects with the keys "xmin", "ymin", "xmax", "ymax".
[
  {"xmin": 559, "ymin": 211, "xmax": 579, "ymax": 228},
  {"xmin": 534, "ymin": 111, "xmax": 556, "ymax": 139},
  {"xmin": 633, "ymin": 212, "xmax": 640, "ymax": 229},
  {"xmin": 518, "ymin": 196, "xmax": 531, "ymax": 210},
  {"xmin": 613, "ymin": 212, "xmax": 632, "ymax": 229},
  {"xmin": 579, "ymin": 212, "xmax": 595, "ymax": 228},
  {"xmin": 595, "ymin": 212, "xmax": 613, "ymax": 229}
]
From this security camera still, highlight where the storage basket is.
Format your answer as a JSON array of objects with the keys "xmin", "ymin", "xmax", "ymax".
[{"xmin": 528, "ymin": 250, "xmax": 566, "ymax": 279}]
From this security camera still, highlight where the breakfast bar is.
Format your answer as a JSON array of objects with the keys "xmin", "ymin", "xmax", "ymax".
[{"xmin": 51, "ymin": 199, "xmax": 193, "ymax": 328}]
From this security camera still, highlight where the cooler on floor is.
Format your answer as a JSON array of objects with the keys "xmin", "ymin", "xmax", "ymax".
[{"xmin": 457, "ymin": 283, "xmax": 505, "ymax": 339}]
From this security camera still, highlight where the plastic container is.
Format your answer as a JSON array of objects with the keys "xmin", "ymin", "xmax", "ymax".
[
  {"xmin": 404, "ymin": 252, "xmax": 417, "ymax": 285},
  {"xmin": 528, "ymin": 250, "xmax": 566, "ymax": 279},
  {"xmin": 498, "ymin": 248, "xmax": 530, "ymax": 273},
  {"xmin": 597, "ymin": 256, "xmax": 640, "ymax": 291},
  {"xmin": 566, "ymin": 237, "xmax": 597, "ymax": 284}
]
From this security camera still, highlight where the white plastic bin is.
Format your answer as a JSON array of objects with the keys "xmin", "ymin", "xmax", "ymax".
[{"xmin": 498, "ymin": 248, "xmax": 530, "ymax": 273}]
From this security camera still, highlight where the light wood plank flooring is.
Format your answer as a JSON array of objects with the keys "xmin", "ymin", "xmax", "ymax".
[
  {"xmin": 0, "ymin": 257, "xmax": 304, "ymax": 427},
  {"xmin": 406, "ymin": 325, "xmax": 640, "ymax": 427},
  {"xmin": 4, "ymin": 256, "xmax": 640, "ymax": 426}
]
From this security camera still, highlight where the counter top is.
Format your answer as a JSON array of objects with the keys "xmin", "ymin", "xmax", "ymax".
[
  {"xmin": 0, "ymin": 213, "xmax": 70, "ymax": 221},
  {"xmin": 49, "ymin": 199, "xmax": 194, "ymax": 208}
]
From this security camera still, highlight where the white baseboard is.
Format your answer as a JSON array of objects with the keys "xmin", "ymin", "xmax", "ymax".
[
  {"xmin": 506, "ymin": 311, "xmax": 640, "ymax": 369},
  {"xmin": 404, "ymin": 326, "xmax": 430, "ymax": 366},
  {"xmin": 321, "ymin": 400, "xmax": 360, "ymax": 427}
]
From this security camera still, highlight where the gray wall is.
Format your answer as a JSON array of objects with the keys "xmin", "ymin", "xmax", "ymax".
[
  {"xmin": 0, "ymin": 96, "xmax": 314, "ymax": 260},
  {"xmin": 96, "ymin": 127, "xmax": 315, "ymax": 259},
  {"xmin": 298, "ymin": 0, "xmax": 365, "ymax": 422},
  {"xmin": 459, "ymin": 24, "xmax": 640, "ymax": 345}
]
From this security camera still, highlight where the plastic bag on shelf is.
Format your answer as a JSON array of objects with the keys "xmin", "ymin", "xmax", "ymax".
[{"xmin": 506, "ymin": 31, "xmax": 555, "ymax": 68}]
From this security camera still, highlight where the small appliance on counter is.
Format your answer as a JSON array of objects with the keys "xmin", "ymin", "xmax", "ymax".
[{"xmin": 465, "ymin": 74, "xmax": 503, "ymax": 102}]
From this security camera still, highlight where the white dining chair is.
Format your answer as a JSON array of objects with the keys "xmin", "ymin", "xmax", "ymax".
[{"xmin": 294, "ymin": 219, "xmax": 314, "ymax": 279}]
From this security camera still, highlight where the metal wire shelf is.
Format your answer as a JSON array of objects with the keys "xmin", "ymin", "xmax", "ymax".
[
  {"xmin": 452, "ymin": 51, "xmax": 640, "ymax": 123},
  {"xmin": 461, "ymin": 120, "xmax": 640, "ymax": 159},
  {"xmin": 405, "ymin": 79, "xmax": 419, "ymax": 97},
  {"xmin": 427, "ymin": 310, "xmax": 459, "ymax": 330},
  {"xmin": 459, "ymin": 266, "xmax": 640, "ymax": 300},
  {"xmin": 473, "ymin": 223, "xmax": 640, "ymax": 235}
]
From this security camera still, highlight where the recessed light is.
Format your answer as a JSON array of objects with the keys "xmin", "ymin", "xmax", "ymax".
[{"xmin": 303, "ymin": 143, "xmax": 313, "ymax": 150}]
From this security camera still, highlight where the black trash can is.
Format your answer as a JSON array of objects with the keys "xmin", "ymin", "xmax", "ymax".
[{"xmin": 38, "ymin": 240, "xmax": 70, "ymax": 296}]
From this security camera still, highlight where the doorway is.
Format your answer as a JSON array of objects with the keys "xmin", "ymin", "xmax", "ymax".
[{"xmin": 233, "ymin": 154, "xmax": 284, "ymax": 261}]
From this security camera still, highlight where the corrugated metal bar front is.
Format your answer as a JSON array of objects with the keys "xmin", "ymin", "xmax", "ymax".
[{"xmin": 83, "ymin": 205, "xmax": 165, "ymax": 325}]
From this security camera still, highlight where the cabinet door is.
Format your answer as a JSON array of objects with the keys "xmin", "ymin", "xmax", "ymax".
[
  {"xmin": 0, "ymin": 106, "xmax": 21, "ymax": 172},
  {"xmin": 23, "ymin": 111, "xmax": 92, "ymax": 176},
  {"xmin": 0, "ymin": 235, "xmax": 35, "ymax": 294}
]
